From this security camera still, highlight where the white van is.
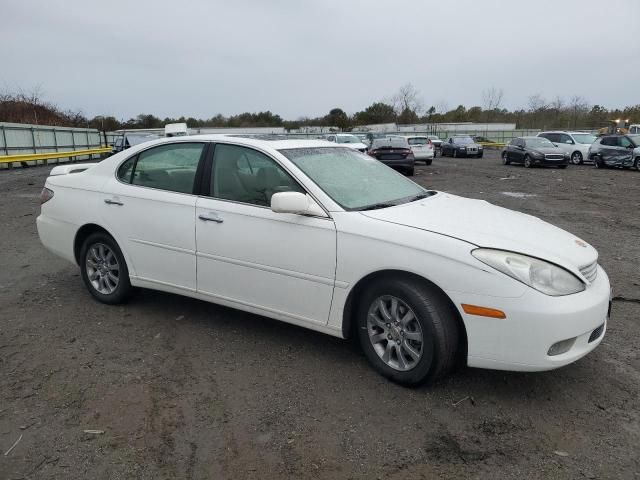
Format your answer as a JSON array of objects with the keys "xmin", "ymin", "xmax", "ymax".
[{"xmin": 164, "ymin": 123, "xmax": 188, "ymax": 137}]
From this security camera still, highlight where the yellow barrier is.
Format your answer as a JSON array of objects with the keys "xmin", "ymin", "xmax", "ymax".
[
  {"xmin": 0, "ymin": 147, "xmax": 111, "ymax": 165},
  {"xmin": 478, "ymin": 141, "xmax": 506, "ymax": 148}
]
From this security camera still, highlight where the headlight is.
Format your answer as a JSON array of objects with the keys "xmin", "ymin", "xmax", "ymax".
[
  {"xmin": 459, "ymin": 146, "xmax": 466, "ymax": 149},
  {"xmin": 472, "ymin": 248, "xmax": 585, "ymax": 296},
  {"xmin": 531, "ymin": 151, "xmax": 544, "ymax": 158}
]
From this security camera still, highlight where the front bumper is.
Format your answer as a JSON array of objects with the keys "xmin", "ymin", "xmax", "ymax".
[
  {"xmin": 449, "ymin": 265, "xmax": 611, "ymax": 371},
  {"xmin": 533, "ymin": 156, "xmax": 569, "ymax": 166}
]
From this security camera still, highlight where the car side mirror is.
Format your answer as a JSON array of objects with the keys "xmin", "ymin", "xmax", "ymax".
[
  {"xmin": 271, "ymin": 192, "xmax": 326, "ymax": 217},
  {"xmin": 553, "ymin": 143, "xmax": 559, "ymax": 147},
  {"xmin": 565, "ymin": 140, "xmax": 573, "ymax": 144}
]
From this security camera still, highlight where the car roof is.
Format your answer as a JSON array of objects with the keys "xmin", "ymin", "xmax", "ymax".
[{"xmin": 130, "ymin": 134, "xmax": 340, "ymax": 151}]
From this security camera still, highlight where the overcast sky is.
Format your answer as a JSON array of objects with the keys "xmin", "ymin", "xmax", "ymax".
[{"xmin": 1, "ymin": 0, "xmax": 639, "ymax": 120}]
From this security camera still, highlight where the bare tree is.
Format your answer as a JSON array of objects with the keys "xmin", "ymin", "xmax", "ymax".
[
  {"xmin": 527, "ymin": 94, "xmax": 550, "ymax": 128},
  {"xmin": 568, "ymin": 95, "xmax": 590, "ymax": 128},
  {"xmin": 527, "ymin": 94, "xmax": 548, "ymax": 113},
  {"xmin": 434, "ymin": 100, "xmax": 449, "ymax": 115},
  {"xmin": 390, "ymin": 83, "xmax": 424, "ymax": 116},
  {"xmin": 482, "ymin": 87, "xmax": 504, "ymax": 111}
]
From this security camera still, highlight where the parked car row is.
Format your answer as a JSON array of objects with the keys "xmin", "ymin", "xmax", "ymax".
[{"xmin": 502, "ymin": 133, "xmax": 640, "ymax": 170}]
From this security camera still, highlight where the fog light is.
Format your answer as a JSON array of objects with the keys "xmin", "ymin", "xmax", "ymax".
[{"xmin": 547, "ymin": 337, "xmax": 576, "ymax": 356}]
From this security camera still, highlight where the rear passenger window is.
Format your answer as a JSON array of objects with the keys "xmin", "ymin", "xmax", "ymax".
[
  {"xmin": 131, "ymin": 143, "xmax": 204, "ymax": 194},
  {"xmin": 619, "ymin": 137, "xmax": 632, "ymax": 148},
  {"xmin": 211, "ymin": 144, "xmax": 304, "ymax": 207},
  {"xmin": 117, "ymin": 157, "xmax": 135, "ymax": 183},
  {"xmin": 601, "ymin": 137, "xmax": 617, "ymax": 146}
]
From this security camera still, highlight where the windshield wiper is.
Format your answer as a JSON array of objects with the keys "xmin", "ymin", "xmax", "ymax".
[
  {"xmin": 357, "ymin": 202, "xmax": 397, "ymax": 211},
  {"xmin": 407, "ymin": 192, "xmax": 434, "ymax": 202}
]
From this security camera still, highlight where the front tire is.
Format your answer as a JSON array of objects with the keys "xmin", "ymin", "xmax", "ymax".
[
  {"xmin": 524, "ymin": 155, "xmax": 533, "ymax": 168},
  {"xmin": 571, "ymin": 151, "xmax": 583, "ymax": 165},
  {"xmin": 634, "ymin": 158, "xmax": 640, "ymax": 171},
  {"xmin": 356, "ymin": 277, "xmax": 460, "ymax": 386},
  {"xmin": 502, "ymin": 152, "xmax": 510, "ymax": 165},
  {"xmin": 595, "ymin": 156, "xmax": 604, "ymax": 169},
  {"xmin": 406, "ymin": 167, "xmax": 415, "ymax": 176},
  {"xmin": 80, "ymin": 232, "xmax": 132, "ymax": 304}
]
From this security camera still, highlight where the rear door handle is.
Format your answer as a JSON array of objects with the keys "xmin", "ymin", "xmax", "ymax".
[
  {"xmin": 198, "ymin": 213, "xmax": 223, "ymax": 223},
  {"xmin": 104, "ymin": 199, "xmax": 123, "ymax": 206}
]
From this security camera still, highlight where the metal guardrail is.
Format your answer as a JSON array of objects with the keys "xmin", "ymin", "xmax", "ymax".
[{"xmin": 0, "ymin": 147, "xmax": 111, "ymax": 166}]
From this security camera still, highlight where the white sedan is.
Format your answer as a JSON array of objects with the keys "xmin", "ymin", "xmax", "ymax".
[
  {"xmin": 405, "ymin": 136, "xmax": 435, "ymax": 164},
  {"xmin": 37, "ymin": 136, "xmax": 611, "ymax": 385},
  {"xmin": 324, "ymin": 133, "xmax": 368, "ymax": 152}
]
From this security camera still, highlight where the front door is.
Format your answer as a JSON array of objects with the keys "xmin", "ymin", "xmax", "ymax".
[{"xmin": 195, "ymin": 143, "xmax": 337, "ymax": 326}]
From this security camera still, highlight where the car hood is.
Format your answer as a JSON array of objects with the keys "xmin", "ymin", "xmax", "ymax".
[
  {"xmin": 361, "ymin": 193, "xmax": 597, "ymax": 273},
  {"xmin": 457, "ymin": 143, "xmax": 481, "ymax": 148}
]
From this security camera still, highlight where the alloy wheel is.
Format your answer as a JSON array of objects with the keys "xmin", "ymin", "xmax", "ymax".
[
  {"xmin": 85, "ymin": 243, "xmax": 120, "ymax": 294},
  {"xmin": 367, "ymin": 295, "xmax": 423, "ymax": 371},
  {"xmin": 571, "ymin": 152, "xmax": 582, "ymax": 165}
]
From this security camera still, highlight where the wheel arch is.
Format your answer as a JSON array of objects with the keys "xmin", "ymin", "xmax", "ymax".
[
  {"xmin": 341, "ymin": 269, "xmax": 468, "ymax": 359},
  {"xmin": 73, "ymin": 223, "xmax": 116, "ymax": 265}
]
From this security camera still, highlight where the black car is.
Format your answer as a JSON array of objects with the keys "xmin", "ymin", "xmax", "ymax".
[
  {"xmin": 368, "ymin": 136, "xmax": 415, "ymax": 176},
  {"xmin": 588, "ymin": 134, "xmax": 640, "ymax": 169},
  {"xmin": 502, "ymin": 136, "xmax": 568, "ymax": 168},
  {"xmin": 441, "ymin": 135, "xmax": 483, "ymax": 158}
]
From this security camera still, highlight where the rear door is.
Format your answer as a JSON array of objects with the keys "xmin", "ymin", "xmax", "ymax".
[{"xmin": 100, "ymin": 142, "xmax": 207, "ymax": 290}]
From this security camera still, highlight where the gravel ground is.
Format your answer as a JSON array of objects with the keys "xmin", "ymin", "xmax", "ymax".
[{"xmin": 1, "ymin": 150, "xmax": 639, "ymax": 479}]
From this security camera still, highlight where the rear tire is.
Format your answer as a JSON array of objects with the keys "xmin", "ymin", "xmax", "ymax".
[
  {"xmin": 558, "ymin": 165, "xmax": 568, "ymax": 169},
  {"xmin": 426, "ymin": 159, "xmax": 432, "ymax": 166},
  {"xmin": 356, "ymin": 277, "xmax": 460, "ymax": 386},
  {"xmin": 80, "ymin": 232, "xmax": 132, "ymax": 304},
  {"xmin": 406, "ymin": 167, "xmax": 415, "ymax": 176}
]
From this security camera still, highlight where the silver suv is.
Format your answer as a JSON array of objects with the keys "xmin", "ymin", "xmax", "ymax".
[{"xmin": 536, "ymin": 131, "xmax": 597, "ymax": 165}]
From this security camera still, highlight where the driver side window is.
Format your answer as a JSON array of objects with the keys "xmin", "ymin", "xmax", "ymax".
[{"xmin": 211, "ymin": 144, "xmax": 305, "ymax": 207}]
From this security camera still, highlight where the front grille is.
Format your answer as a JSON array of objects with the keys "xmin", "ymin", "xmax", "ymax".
[
  {"xmin": 580, "ymin": 262, "xmax": 598, "ymax": 283},
  {"xmin": 545, "ymin": 154, "xmax": 564, "ymax": 160},
  {"xmin": 467, "ymin": 147, "xmax": 477, "ymax": 153},
  {"xmin": 588, "ymin": 323, "xmax": 605, "ymax": 343}
]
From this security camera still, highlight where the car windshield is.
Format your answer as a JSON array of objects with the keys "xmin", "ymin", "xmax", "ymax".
[
  {"xmin": 571, "ymin": 133, "xmax": 597, "ymax": 144},
  {"xmin": 279, "ymin": 147, "xmax": 431, "ymax": 210},
  {"xmin": 428, "ymin": 136, "xmax": 440, "ymax": 140},
  {"xmin": 407, "ymin": 137, "xmax": 428, "ymax": 145},
  {"xmin": 525, "ymin": 137, "xmax": 555, "ymax": 148},
  {"xmin": 335, "ymin": 135, "xmax": 361, "ymax": 144},
  {"xmin": 454, "ymin": 136, "xmax": 474, "ymax": 144}
]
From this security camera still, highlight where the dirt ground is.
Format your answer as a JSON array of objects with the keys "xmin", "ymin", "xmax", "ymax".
[{"xmin": 1, "ymin": 150, "xmax": 639, "ymax": 480}]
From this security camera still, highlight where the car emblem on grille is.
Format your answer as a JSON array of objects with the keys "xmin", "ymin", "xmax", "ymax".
[{"xmin": 575, "ymin": 239, "xmax": 587, "ymax": 247}]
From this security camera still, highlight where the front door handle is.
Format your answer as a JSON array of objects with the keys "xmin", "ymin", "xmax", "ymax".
[
  {"xmin": 198, "ymin": 213, "xmax": 223, "ymax": 223},
  {"xmin": 104, "ymin": 199, "xmax": 123, "ymax": 206}
]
